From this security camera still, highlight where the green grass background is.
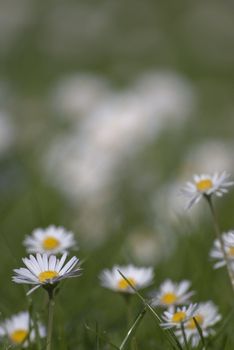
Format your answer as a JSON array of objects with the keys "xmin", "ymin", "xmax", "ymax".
[{"xmin": 0, "ymin": 0, "xmax": 234, "ymax": 348}]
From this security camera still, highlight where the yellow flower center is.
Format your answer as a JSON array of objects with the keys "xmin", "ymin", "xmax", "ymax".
[
  {"xmin": 42, "ymin": 236, "xmax": 60, "ymax": 250},
  {"xmin": 228, "ymin": 247, "xmax": 234, "ymax": 257},
  {"xmin": 196, "ymin": 179, "xmax": 213, "ymax": 192},
  {"xmin": 172, "ymin": 311, "xmax": 186, "ymax": 323},
  {"xmin": 118, "ymin": 277, "xmax": 136, "ymax": 290},
  {"xmin": 186, "ymin": 314, "xmax": 204, "ymax": 329},
  {"xmin": 38, "ymin": 270, "xmax": 59, "ymax": 283},
  {"xmin": 161, "ymin": 292, "xmax": 177, "ymax": 305},
  {"xmin": 10, "ymin": 329, "xmax": 28, "ymax": 344}
]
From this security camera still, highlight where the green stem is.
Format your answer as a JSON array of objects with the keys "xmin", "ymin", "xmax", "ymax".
[
  {"xmin": 124, "ymin": 295, "xmax": 135, "ymax": 350},
  {"xmin": 119, "ymin": 308, "xmax": 146, "ymax": 350},
  {"xmin": 206, "ymin": 195, "xmax": 234, "ymax": 292},
  {"xmin": 126, "ymin": 296, "xmax": 132, "ymax": 328},
  {"xmin": 180, "ymin": 323, "xmax": 189, "ymax": 350},
  {"xmin": 46, "ymin": 288, "xmax": 55, "ymax": 350}
]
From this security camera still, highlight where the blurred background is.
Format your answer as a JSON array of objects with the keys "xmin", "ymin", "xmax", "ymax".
[{"xmin": 0, "ymin": 0, "xmax": 234, "ymax": 348}]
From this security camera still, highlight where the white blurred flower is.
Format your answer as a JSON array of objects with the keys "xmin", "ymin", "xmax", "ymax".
[
  {"xmin": 99, "ymin": 264, "xmax": 154, "ymax": 294},
  {"xmin": 152, "ymin": 181, "xmax": 190, "ymax": 224},
  {"xmin": 184, "ymin": 140, "xmax": 234, "ymax": 175},
  {"xmin": 151, "ymin": 279, "xmax": 194, "ymax": 308},
  {"xmin": 51, "ymin": 73, "xmax": 111, "ymax": 120},
  {"xmin": 126, "ymin": 228, "xmax": 176, "ymax": 265},
  {"xmin": 160, "ymin": 304, "xmax": 197, "ymax": 329},
  {"xmin": 133, "ymin": 71, "xmax": 195, "ymax": 126},
  {"xmin": 176, "ymin": 301, "xmax": 222, "ymax": 347},
  {"xmin": 23, "ymin": 225, "xmax": 77, "ymax": 255},
  {"xmin": 44, "ymin": 71, "xmax": 196, "ymax": 243},
  {"xmin": 0, "ymin": 311, "xmax": 45, "ymax": 347},
  {"xmin": 13, "ymin": 253, "xmax": 81, "ymax": 295},
  {"xmin": 181, "ymin": 172, "xmax": 234, "ymax": 209},
  {"xmin": 45, "ymin": 71, "xmax": 196, "ymax": 202},
  {"xmin": 210, "ymin": 230, "xmax": 234, "ymax": 269}
]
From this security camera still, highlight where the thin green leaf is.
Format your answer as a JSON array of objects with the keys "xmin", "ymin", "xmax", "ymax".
[
  {"xmin": 180, "ymin": 322, "xmax": 189, "ymax": 350},
  {"xmin": 119, "ymin": 307, "xmax": 146, "ymax": 350},
  {"xmin": 193, "ymin": 317, "xmax": 206, "ymax": 349}
]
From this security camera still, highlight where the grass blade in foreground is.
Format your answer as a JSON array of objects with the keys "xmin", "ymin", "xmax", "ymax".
[
  {"xmin": 119, "ymin": 307, "xmax": 146, "ymax": 350},
  {"xmin": 118, "ymin": 270, "xmax": 183, "ymax": 350},
  {"xmin": 193, "ymin": 316, "xmax": 206, "ymax": 350}
]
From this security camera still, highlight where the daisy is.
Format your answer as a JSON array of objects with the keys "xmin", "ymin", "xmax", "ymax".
[
  {"xmin": 151, "ymin": 279, "xmax": 194, "ymax": 308},
  {"xmin": 99, "ymin": 265, "xmax": 154, "ymax": 294},
  {"xmin": 0, "ymin": 311, "xmax": 45, "ymax": 347},
  {"xmin": 175, "ymin": 301, "xmax": 221, "ymax": 347},
  {"xmin": 210, "ymin": 230, "xmax": 234, "ymax": 269},
  {"xmin": 160, "ymin": 304, "xmax": 197, "ymax": 329},
  {"xmin": 13, "ymin": 253, "xmax": 81, "ymax": 295},
  {"xmin": 23, "ymin": 225, "xmax": 77, "ymax": 255},
  {"xmin": 181, "ymin": 171, "xmax": 234, "ymax": 209}
]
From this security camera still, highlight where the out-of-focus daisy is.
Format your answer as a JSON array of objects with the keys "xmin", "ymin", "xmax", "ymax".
[
  {"xmin": 51, "ymin": 73, "xmax": 111, "ymax": 120},
  {"xmin": 126, "ymin": 228, "xmax": 176, "ymax": 265},
  {"xmin": 160, "ymin": 304, "xmax": 197, "ymax": 329},
  {"xmin": 183, "ymin": 140, "xmax": 234, "ymax": 175},
  {"xmin": 23, "ymin": 225, "xmax": 77, "ymax": 255},
  {"xmin": 181, "ymin": 171, "xmax": 234, "ymax": 209},
  {"xmin": 210, "ymin": 230, "xmax": 234, "ymax": 269},
  {"xmin": 99, "ymin": 265, "xmax": 154, "ymax": 294},
  {"xmin": 13, "ymin": 253, "xmax": 81, "ymax": 295},
  {"xmin": 0, "ymin": 311, "xmax": 45, "ymax": 347},
  {"xmin": 176, "ymin": 301, "xmax": 221, "ymax": 347},
  {"xmin": 151, "ymin": 279, "xmax": 194, "ymax": 308}
]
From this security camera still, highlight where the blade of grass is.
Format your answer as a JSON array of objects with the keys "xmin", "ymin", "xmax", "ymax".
[
  {"xmin": 180, "ymin": 322, "xmax": 189, "ymax": 350},
  {"xmin": 117, "ymin": 270, "xmax": 183, "ymax": 350},
  {"xmin": 193, "ymin": 317, "xmax": 206, "ymax": 350},
  {"xmin": 119, "ymin": 307, "xmax": 146, "ymax": 350}
]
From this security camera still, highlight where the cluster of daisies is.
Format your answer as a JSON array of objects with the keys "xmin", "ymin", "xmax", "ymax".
[
  {"xmin": 98, "ymin": 171, "xmax": 234, "ymax": 347},
  {"xmin": 1, "ymin": 225, "xmax": 81, "ymax": 347},
  {"xmin": 1, "ymin": 170, "xmax": 233, "ymax": 348},
  {"xmin": 99, "ymin": 267, "xmax": 221, "ymax": 347}
]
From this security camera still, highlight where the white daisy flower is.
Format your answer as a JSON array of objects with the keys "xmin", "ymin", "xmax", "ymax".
[
  {"xmin": 151, "ymin": 279, "xmax": 194, "ymax": 308},
  {"xmin": 210, "ymin": 230, "xmax": 234, "ymax": 269},
  {"xmin": 23, "ymin": 225, "xmax": 77, "ymax": 255},
  {"xmin": 181, "ymin": 171, "xmax": 234, "ymax": 209},
  {"xmin": 99, "ymin": 265, "xmax": 154, "ymax": 294},
  {"xmin": 13, "ymin": 253, "xmax": 81, "ymax": 295},
  {"xmin": 0, "ymin": 311, "xmax": 45, "ymax": 347},
  {"xmin": 160, "ymin": 304, "xmax": 197, "ymax": 329},
  {"xmin": 175, "ymin": 301, "xmax": 222, "ymax": 347}
]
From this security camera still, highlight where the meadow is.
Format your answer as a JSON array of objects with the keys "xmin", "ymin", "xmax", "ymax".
[{"xmin": 0, "ymin": 0, "xmax": 234, "ymax": 349}]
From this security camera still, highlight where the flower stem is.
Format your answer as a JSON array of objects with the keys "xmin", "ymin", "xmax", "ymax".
[
  {"xmin": 205, "ymin": 195, "xmax": 234, "ymax": 292},
  {"xmin": 123, "ymin": 295, "xmax": 135, "ymax": 350},
  {"xmin": 46, "ymin": 288, "xmax": 55, "ymax": 350},
  {"xmin": 180, "ymin": 323, "xmax": 189, "ymax": 350}
]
